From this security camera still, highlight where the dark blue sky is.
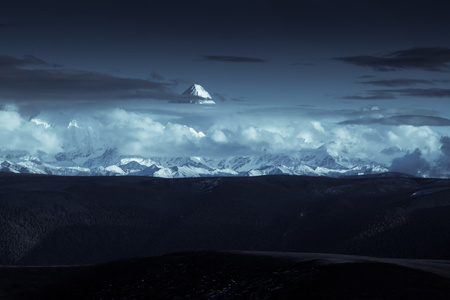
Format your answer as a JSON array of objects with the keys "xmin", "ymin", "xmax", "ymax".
[
  {"xmin": 2, "ymin": 0, "xmax": 450, "ymax": 176},
  {"xmin": 2, "ymin": 0, "xmax": 449, "ymax": 107}
]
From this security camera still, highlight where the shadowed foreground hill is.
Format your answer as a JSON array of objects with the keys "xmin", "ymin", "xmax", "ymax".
[
  {"xmin": 1, "ymin": 173, "xmax": 450, "ymax": 265},
  {"xmin": 1, "ymin": 251, "xmax": 450, "ymax": 300}
]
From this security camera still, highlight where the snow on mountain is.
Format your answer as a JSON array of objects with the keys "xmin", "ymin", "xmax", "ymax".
[
  {"xmin": 171, "ymin": 84, "xmax": 216, "ymax": 104},
  {"xmin": 183, "ymin": 84, "xmax": 213, "ymax": 99},
  {"xmin": 0, "ymin": 103, "xmax": 391, "ymax": 177},
  {"xmin": 0, "ymin": 144, "xmax": 389, "ymax": 178}
]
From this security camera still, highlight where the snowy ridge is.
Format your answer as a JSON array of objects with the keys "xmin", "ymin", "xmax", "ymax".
[{"xmin": 0, "ymin": 147, "xmax": 389, "ymax": 178}]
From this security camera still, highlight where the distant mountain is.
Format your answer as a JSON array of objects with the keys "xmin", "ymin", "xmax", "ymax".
[
  {"xmin": 170, "ymin": 84, "xmax": 216, "ymax": 104},
  {"xmin": 182, "ymin": 84, "xmax": 213, "ymax": 100},
  {"xmin": 0, "ymin": 146, "xmax": 389, "ymax": 177}
]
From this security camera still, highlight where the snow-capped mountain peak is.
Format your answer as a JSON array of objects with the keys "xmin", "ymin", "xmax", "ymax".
[
  {"xmin": 183, "ymin": 84, "xmax": 213, "ymax": 99},
  {"xmin": 169, "ymin": 84, "xmax": 216, "ymax": 104},
  {"xmin": 0, "ymin": 145, "xmax": 389, "ymax": 178}
]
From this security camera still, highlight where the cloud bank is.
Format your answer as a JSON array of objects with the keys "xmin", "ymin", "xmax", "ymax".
[{"xmin": 2, "ymin": 103, "xmax": 450, "ymax": 177}]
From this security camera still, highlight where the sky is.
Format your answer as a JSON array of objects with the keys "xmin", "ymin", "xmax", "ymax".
[{"xmin": 1, "ymin": 0, "xmax": 450, "ymax": 176}]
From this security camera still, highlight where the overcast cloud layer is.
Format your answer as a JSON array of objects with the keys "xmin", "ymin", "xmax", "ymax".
[{"xmin": 1, "ymin": 100, "xmax": 450, "ymax": 177}]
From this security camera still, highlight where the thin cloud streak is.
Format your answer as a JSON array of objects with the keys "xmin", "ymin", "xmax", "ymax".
[
  {"xmin": 388, "ymin": 88, "xmax": 450, "ymax": 98},
  {"xmin": 335, "ymin": 47, "xmax": 450, "ymax": 72},
  {"xmin": 342, "ymin": 91, "xmax": 397, "ymax": 100},
  {"xmin": 357, "ymin": 75, "xmax": 376, "ymax": 79},
  {"xmin": 340, "ymin": 115, "xmax": 450, "ymax": 127},
  {"xmin": 342, "ymin": 88, "xmax": 450, "ymax": 100},
  {"xmin": 290, "ymin": 62, "xmax": 315, "ymax": 66},
  {"xmin": 357, "ymin": 78, "xmax": 448, "ymax": 87},
  {"xmin": 200, "ymin": 55, "xmax": 267, "ymax": 63}
]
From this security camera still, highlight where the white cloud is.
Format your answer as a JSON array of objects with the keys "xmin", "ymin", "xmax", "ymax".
[
  {"xmin": 1, "ymin": 103, "xmax": 450, "ymax": 176},
  {"xmin": 311, "ymin": 121, "xmax": 325, "ymax": 133},
  {"xmin": 189, "ymin": 127, "xmax": 206, "ymax": 138},
  {"xmin": 210, "ymin": 130, "xmax": 228, "ymax": 143},
  {"xmin": 31, "ymin": 118, "xmax": 51, "ymax": 129},
  {"xmin": 0, "ymin": 110, "xmax": 21, "ymax": 130}
]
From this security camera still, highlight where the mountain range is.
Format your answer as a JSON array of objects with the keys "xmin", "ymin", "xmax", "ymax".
[{"xmin": 0, "ymin": 146, "xmax": 389, "ymax": 178}]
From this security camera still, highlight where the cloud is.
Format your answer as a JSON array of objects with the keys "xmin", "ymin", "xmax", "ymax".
[
  {"xmin": 200, "ymin": 55, "xmax": 267, "ymax": 63},
  {"xmin": 440, "ymin": 136, "xmax": 450, "ymax": 156},
  {"xmin": 150, "ymin": 71, "xmax": 165, "ymax": 81},
  {"xmin": 244, "ymin": 105, "xmax": 440, "ymax": 123},
  {"xmin": 0, "ymin": 109, "xmax": 62, "ymax": 154},
  {"xmin": 389, "ymin": 149, "xmax": 431, "ymax": 176},
  {"xmin": 98, "ymin": 109, "xmax": 208, "ymax": 156},
  {"xmin": 423, "ymin": 135, "xmax": 450, "ymax": 177},
  {"xmin": 386, "ymin": 88, "xmax": 450, "ymax": 98},
  {"xmin": 202, "ymin": 92, "xmax": 245, "ymax": 103},
  {"xmin": 117, "ymin": 91, "xmax": 205, "ymax": 102},
  {"xmin": 342, "ymin": 90, "xmax": 397, "ymax": 100},
  {"xmin": 340, "ymin": 115, "xmax": 450, "ymax": 127},
  {"xmin": 0, "ymin": 54, "xmax": 179, "ymax": 103},
  {"xmin": 342, "ymin": 95, "xmax": 396, "ymax": 100},
  {"xmin": 335, "ymin": 47, "xmax": 450, "ymax": 71},
  {"xmin": 0, "ymin": 54, "xmax": 50, "ymax": 67},
  {"xmin": 381, "ymin": 146, "xmax": 402, "ymax": 155},
  {"xmin": 1, "ymin": 103, "xmax": 449, "ymax": 177},
  {"xmin": 343, "ymin": 88, "xmax": 450, "ymax": 100},
  {"xmin": 290, "ymin": 62, "xmax": 315, "ymax": 66},
  {"xmin": 357, "ymin": 78, "xmax": 448, "ymax": 87},
  {"xmin": 213, "ymin": 93, "xmax": 228, "ymax": 102},
  {"xmin": 435, "ymin": 136, "xmax": 450, "ymax": 176}
]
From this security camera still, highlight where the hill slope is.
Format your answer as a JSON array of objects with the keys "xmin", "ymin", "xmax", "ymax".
[
  {"xmin": 1, "ymin": 174, "xmax": 450, "ymax": 265},
  {"xmin": 1, "ymin": 251, "xmax": 450, "ymax": 300}
]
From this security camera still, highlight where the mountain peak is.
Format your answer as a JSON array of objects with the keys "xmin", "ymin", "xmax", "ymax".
[{"xmin": 182, "ymin": 84, "xmax": 213, "ymax": 100}]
